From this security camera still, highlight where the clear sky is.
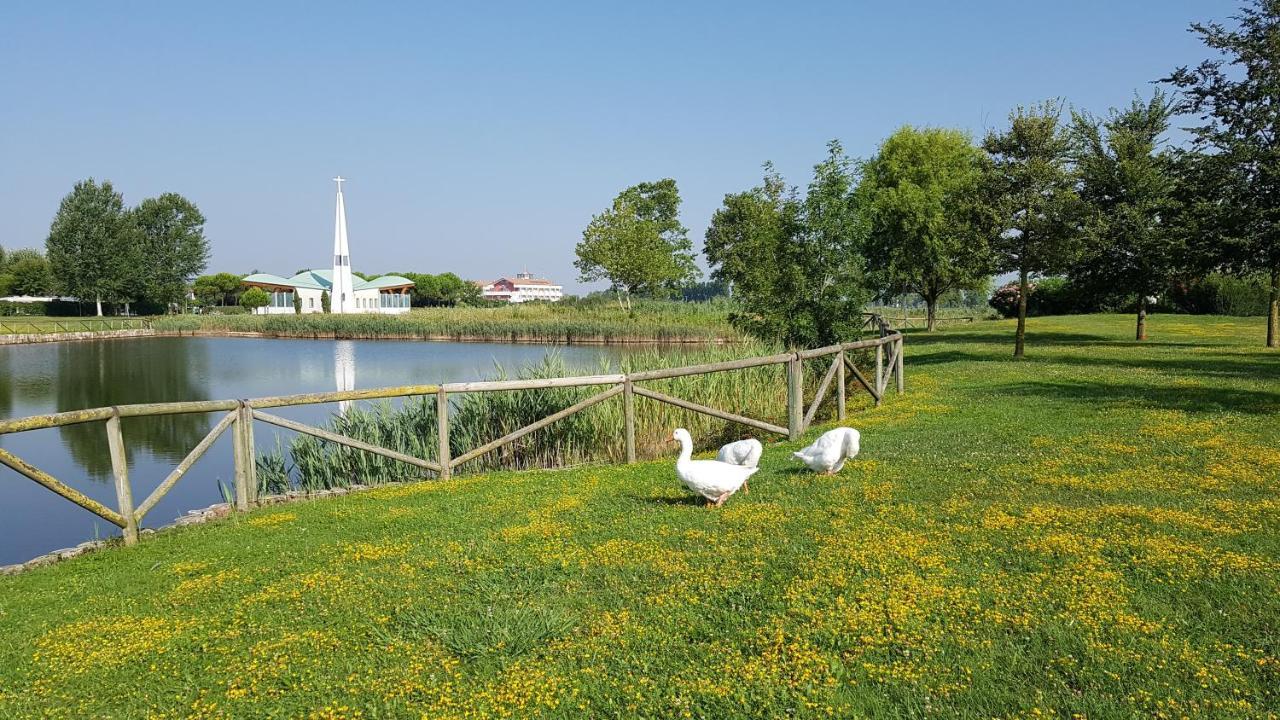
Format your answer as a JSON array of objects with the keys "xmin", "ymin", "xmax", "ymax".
[{"xmin": 0, "ymin": 1, "xmax": 1234, "ymax": 293}]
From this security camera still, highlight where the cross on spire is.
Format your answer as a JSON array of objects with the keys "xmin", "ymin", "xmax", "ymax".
[{"xmin": 333, "ymin": 175, "xmax": 345, "ymax": 192}]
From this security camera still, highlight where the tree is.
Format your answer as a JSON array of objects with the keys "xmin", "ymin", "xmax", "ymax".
[
  {"xmin": 239, "ymin": 287, "xmax": 270, "ymax": 312},
  {"xmin": 192, "ymin": 273, "xmax": 243, "ymax": 307},
  {"xmin": 705, "ymin": 142, "xmax": 870, "ymax": 348},
  {"xmin": 293, "ymin": 293, "xmax": 302, "ymax": 314},
  {"xmin": 0, "ymin": 248, "xmax": 54, "ymax": 297},
  {"xmin": 575, "ymin": 179, "xmax": 698, "ymax": 311},
  {"xmin": 1165, "ymin": 0, "xmax": 1280, "ymax": 347},
  {"xmin": 983, "ymin": 101, "xmax": 1083, "ymax": 358},
  {"xmin": 1069, "ymin": 92, "xmax": 1181, "ymax": 340},
  {"xmin": 131, "ymin": 193, "xmax": 209, "ymax": 312},
  {"xmin": 320, "ymin": 290, "xmax": 331, "ymax": 313},
  {"xmin": 45, "ymin": 179, "xmax": 137, "ymax": 316},
  {"xmin": 859, "ymin": 127, "xmax": 995, "ymax": 331}
]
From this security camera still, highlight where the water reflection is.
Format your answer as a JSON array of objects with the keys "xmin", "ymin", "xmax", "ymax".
[
  {"xmin": 335, "ymin": 340, "xmax": 356, "ymax": 414},
  {"xmin": 55, "ymin": 340, "xmax": 213, "ymax": 480}
]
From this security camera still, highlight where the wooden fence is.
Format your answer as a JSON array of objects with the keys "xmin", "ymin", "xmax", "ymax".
[
  {"xmin": 0, "ymin": 317, "xmax": 154, "ymax": 335},
  {"xmin": 0, "ymin": 326, "xmax": 904, "ymax": 549}
]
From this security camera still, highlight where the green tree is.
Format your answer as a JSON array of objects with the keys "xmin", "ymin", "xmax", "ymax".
[
  {"xmin": 45, "ymin": 179, "xmax": 137, "ymax": 316},
  {"xmin": 983, "ymin": 101, "xmax": 1083, "ymax": 358},
  {"xmin": 239, "ymin": 287, "xmax": 270, "ymax": 312},
  {"xmin": 293, "ymin": 293, "xmax": 302, "ymax": 314},
  {"xmin": 321, "ymin": 290, "xmax": 331, "ymax": 313},
  {"xmin": 1069, "ymin": 92, "xmax": 1181, "ymax": 341},
  {"xmin": 0, "ymin": 248, "xmax": 54, "ymax": 297},
  {"xmin": 705, "ymin": 142, "xmax": 870, "ymax": 347},
  {"xmin": 575, "ymin": 179, "xmax": 698, "ymax": 311},
  {"xmin": 131, "ymin": 193, "xmax": 209, "ymax": 312},
  {"xmin": 859, "ymin": 127, "xmax": 995, "ymax": 331},
  {"xmin": 192, "ymin": 272, "xmax": 245, "ymax": 307},
  {"xmin": 1165, "ymin": 0, "xmax": 1280, "ymax": 347}
]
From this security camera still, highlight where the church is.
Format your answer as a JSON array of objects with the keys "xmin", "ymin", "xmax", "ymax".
[{"xmin": 241, "ymin": 178, "xmax": 414, "ymax": 314}]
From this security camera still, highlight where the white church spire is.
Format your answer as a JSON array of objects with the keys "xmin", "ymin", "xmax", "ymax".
[{"xmin": 331, "ymin": 176, "xmax": 356, "ymax": 313}]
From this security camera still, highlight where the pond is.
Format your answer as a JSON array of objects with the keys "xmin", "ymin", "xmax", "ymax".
[{"xmin": 0, "ymin": 337, "xmax": 639, "ymax": 565}]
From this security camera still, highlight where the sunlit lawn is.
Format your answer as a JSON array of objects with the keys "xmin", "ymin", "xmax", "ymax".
[{"xmin": 0, "ymin": 314, "xmax": 1277, "ymax": 718}]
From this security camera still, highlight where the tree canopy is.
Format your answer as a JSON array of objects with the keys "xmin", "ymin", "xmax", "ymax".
[
  {"xmin": 983, "ymin": 101, "xmax": 1083, "ymax": 357},
  {"xmin": 859, "ymin": 126, "xmax": 994, "ymax": 331},
  {"xmin": 45, "ymin": 179, "xmax": 137, "ymax": 316},
  {"xmin": 1070, "ymin": 92, "xmax": 1180, "ymax": 340},
  {"xmin": 705, "ymin": 142, "xmax": 869, "ymax": 347},
  {"xmin": 1165, "ymin": 0, "xmax": 1280, "ymax": 346},
  {"xmin": 132, "ymin": 193, "xmax": 210, "ymax": 312},
  {"xmin": 575, "ymin": 179, "xmax": 699, "ymax": 311}
]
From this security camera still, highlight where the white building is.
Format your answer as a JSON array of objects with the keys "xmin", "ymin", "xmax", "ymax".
[
  {"xmin": 241, "ymin": 178, "xmax": 413, "ymax": 314},
  {"xmin": 479, "ymin": 271, "xmax": 564, "ymax": 303}
]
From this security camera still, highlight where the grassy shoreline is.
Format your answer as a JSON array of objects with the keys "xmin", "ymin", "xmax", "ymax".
[
  {"xmin": 1, "ymin": 314, "xmax": 1277, "ymax": 717},
  {"xmin": 153, "ymin": 301, "xmax": 745, "ymax": 343}
]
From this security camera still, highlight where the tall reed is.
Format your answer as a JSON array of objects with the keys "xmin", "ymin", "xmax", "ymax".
[{"xmin": 256, "ymin": 345, "xmax": 871, "ymax": 493}]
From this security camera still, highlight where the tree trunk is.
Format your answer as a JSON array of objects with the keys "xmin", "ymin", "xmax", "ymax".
[
  {"xmin": 1014, "ymin": 268, "xmax": 1028, "ymax": 358},
  {"xmin": 1136, "ymin": 294, "xmax": 1148, "ymax": 341},
  {"xmin": 1269, "ymin": 266, "xmax": 1279, "ymax": 349},
  {"xmin": 95, "ymin": 296, "xmax": 103, "ymax": 317},
  {"xmin": 925, "ymin": 296, "xmax": 938, "ymax": 332}
]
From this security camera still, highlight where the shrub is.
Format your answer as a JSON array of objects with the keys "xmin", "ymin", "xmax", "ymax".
[{"xmin": 238, "ymin": 287, "xmax": 270, "ymax": 311}]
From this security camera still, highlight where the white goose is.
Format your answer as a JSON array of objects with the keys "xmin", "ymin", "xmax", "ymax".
[
  {"xmin": 716, "ymin": 438, "xmax": 762, "ymax": 494},
  {"xmin": 672, "ymin": 428, "xmax": 759, "ymax": 507},
  {"xmin": 792, "ymin": 427, "xmax": 861, "ymax": 475}
]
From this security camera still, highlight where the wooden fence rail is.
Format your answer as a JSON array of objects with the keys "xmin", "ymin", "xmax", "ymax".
[
  {"xmin": 0, "ymin": 317, "xmax": 154, "ymax": 335},
  {"xmin": 0, "ymin": 321, "xmax": 905, "ymax": 550}
]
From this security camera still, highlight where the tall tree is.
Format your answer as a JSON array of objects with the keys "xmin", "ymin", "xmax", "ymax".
[
  {"xmin": 1165, "ymin": 0, "xmax": 1280, "ymax": 347},
  {"xmin": 131, "ymin": 193, "xmax": 209, "ymax": 312},
  {"xmin": 575, "ymin": 179, "xmax": 698, "ymax": 311},
  {"xmin": 1070, "ymin": 92, "xmax": 1181, "ymax": 340},
  {"xmin": 983, "ymin": 101, "xmax": 1083, "ymax": 358},
  {"xmin": 45, "ymin": 179, "xmax": 136, "ymax": 316},
  {"xmin": 706, "ymin": 142, "xmax": 870, "ymax": 347},
  {"xmin": 859, "ymin": 126, "xmax": 994, "ymax": 331}
]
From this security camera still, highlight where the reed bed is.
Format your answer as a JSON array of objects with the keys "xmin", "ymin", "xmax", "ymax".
[
  {"xmin": 156, "ymin": 300, "xmax": 742, "ymax": 343},
  {"xmin": 257, "ymin": 345, "xmax": 868, "ymax": 493}
]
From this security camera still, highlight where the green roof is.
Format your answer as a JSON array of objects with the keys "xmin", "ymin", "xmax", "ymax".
[{"xmin": 243, "ymin": 271, "xmax": 413, "ymax": 292}]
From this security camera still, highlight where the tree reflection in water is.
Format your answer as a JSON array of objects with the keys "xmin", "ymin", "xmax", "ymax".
[{"xmin": 55, "ymin": 339, "xmax": 212, "ymax": 481}]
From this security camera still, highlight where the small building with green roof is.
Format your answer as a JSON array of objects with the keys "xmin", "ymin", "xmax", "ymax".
[{"xmin": 241, "ymin": 270, "xmax": 413, "ymax": 314}]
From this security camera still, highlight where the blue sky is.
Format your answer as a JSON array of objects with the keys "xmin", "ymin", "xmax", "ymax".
[{"xmin": 0, "ymin": 1, "xmax": 1233, "ymax": 293}]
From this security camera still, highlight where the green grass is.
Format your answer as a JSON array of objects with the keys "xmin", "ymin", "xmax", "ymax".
[
  {"xmin": 153, "ymin": 300, "xmax": 743, "ymax": 343},
  {"xmin": 1, "ymin": 314, "xmax": 1278, "ymax": 718},
  {"xmin": 0, "ymin": 316, "xmax": 152, "ymax": 334}
]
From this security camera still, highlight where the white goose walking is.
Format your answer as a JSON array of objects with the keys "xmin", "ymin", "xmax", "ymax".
[
  {"xmin": 672, "ymin": 428, "xmax": 758, "ymax": 507},
  {"xmin": 717, "ymin": 438, "xmax": 762, "ymax": 494},
  {"xmin": 793, "ymin": 427, "xmax": 861, "ymax": 475}
]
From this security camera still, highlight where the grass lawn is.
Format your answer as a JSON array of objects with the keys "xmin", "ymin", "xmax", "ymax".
[
  {"xmin": 1, "ymin": 314, "xmax": 1277, "ymax": 718},
  {"xmin": 0, "ymin": 316, "xmax": 152, "ymax": 334}
]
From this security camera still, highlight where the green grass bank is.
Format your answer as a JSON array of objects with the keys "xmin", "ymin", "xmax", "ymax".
[
  {"xmin": 154, "ymin": 301, "xmax": 743, "ymax": 343},
  {"xmin": 1, "ymin": 314, "xmax": 1277, "ymax": 718}
]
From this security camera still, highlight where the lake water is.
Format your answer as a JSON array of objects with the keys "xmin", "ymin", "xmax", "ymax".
[{"xmin": 0, "ymin": 337, "xmax": 638, "ymax": 565}]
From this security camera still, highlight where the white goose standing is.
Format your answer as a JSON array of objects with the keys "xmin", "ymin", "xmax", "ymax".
[
  {"xmin": 792, "ymin": 427, "xmax": 861, "ymax": 474},
  {"xmin": 716, "ymin": 438, "xmax": 762, "ymax": 494},
  {"xmin": 672, "ymin": 428, "xmax": 758, "ymax": 507}
]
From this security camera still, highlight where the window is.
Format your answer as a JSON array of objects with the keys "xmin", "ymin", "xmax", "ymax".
[{"xmin": 309, "ymin": 298, "xmax": 314, "ymax": 309}]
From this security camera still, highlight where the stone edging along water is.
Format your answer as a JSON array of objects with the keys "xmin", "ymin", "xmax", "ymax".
[{"xmin": 0, "ymin": 481, "xmax": 403, "ymax": 575}]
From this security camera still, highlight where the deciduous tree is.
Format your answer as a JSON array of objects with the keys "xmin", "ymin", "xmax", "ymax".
[
  {"xmin": 983, "ymin": 101, "xmax": 1083, "ymax": 357},
  {"xmin": 575, "ymin": 179, "xmax": 698, "ymax": 312},
  {"xmin": 1165, "ymin": 0, "xmax": 1280, "ymax": 347},
  {"xmin": 705, "ymin": 142, "xmax": 870, "ymax": 347},
  {"xmin": 1070, "ymin": 92, "xmax": 1181, "ymax": 340},
  {"xmin": 45, "ymin": 179, "xmax": 137, "ymax": 315},
  {"xmin": 131, "ymin": 193, "xmax": 209, "ymax": 312},
  {"xmin": 239, "ymin": 287, "xmax": 270, "ymax": 312},
  {"xmin": 859, "ymin": 127, "xmax": 994, "ymax": 331}
]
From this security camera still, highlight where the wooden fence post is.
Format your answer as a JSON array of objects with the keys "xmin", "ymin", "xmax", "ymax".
[
  {"xmin": 106, "ymin": 411, "xmax": 138, "ymax": 546},
  {"xmin": 437, "ymin": 387, "xmax": 451, "ymax": 479},
  {"xmin": 623, "ymin": 379, "xmax": 636, "ymax": 463},
  {"xmin": 875, "ymin": 343, "xmax": 884, "ymax": 398},
  {"xmin": 787, "ymin": 353, "xmax": 803, "ymax": 441},
  {"xmin": 232, "ymin": 401, "xmax": 257, "ymax": 510},
  {"xmin": 895, "ymin": 336, "xmax": 905, "ymax": 394},
  {"xmin": 836, "ymin": 350, "xmax": 846, "ymax": 421}
]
